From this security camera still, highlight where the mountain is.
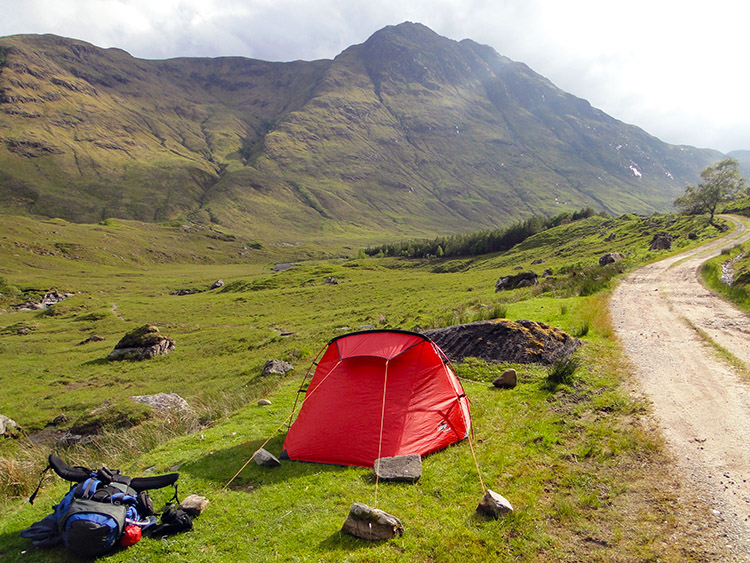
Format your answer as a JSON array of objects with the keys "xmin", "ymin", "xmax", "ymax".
[
  {"xmin": 728, "ymin": 150, "xmax": 750, "ymax": 181},
  {"xmin": 0, "ymin": 23, "xmax": 722, "ymax": 241}
]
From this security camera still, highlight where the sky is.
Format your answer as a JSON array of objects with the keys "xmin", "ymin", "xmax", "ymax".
[{"xmin": 1, "ymin": 0, "xmax": 748, "ymax": 153}]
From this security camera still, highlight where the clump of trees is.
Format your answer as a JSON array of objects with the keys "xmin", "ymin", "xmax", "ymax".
[
  {"xmin": 364, "ymin": 207, "xmax": 599, "ymax": 259},
  {"xmin": 674, "ymin": 158, "xmax": 747, "ymax": 228}
]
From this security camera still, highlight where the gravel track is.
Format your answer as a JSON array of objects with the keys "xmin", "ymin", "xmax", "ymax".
[{"xmin": 611, "ymin": 216, "xmax": 750, "ymax": 560}]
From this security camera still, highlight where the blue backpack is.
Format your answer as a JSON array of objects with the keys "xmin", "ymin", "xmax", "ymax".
[{"xmin": 21, "ymin": 454, "xmax": 179, "ymax": 557}]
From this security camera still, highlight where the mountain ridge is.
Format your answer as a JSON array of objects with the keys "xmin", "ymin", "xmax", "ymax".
[{"xmin": 0, "ymin": 23, "xmax": 723, "ymax": 242}]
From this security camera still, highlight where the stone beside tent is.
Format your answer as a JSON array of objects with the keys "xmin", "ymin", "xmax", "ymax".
[
  {"xmin": 108, "ymin": 325, "xmax": 175, "ymax": 361},
  {"xmin": 254, "ymin": 448, "xmax": 281, "ymax": 468},
  {"xmin": 374, "ymin": 454, "xmax": 422, "ymax": 483},
  {"xmin": 341, "ymin": 502, "xmax": 404, "ymax": 541},
  {"xmin": 477, "ymin": 489, "xmax": 514, "ymax": 519},
  {"xmin": 492, "ymin": 369, "xmax": 517, "ymax": 389}
]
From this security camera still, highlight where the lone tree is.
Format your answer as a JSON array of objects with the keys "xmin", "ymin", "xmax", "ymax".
[{"xmin": 674, "ymin": 158, "xmax": 747, "ymax": 228}]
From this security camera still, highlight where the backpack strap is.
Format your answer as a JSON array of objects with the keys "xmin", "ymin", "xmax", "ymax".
[
  {"xmin": 75, "ymin": 478, "xmax": 101, "ymax": 500},
  {"xmin": 28, "ymin": 461, "xmax": 53, "ymax": 505}
]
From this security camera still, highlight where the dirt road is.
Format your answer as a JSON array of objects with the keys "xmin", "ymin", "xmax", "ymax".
[{"xmin": 611, "ymin": 216, "xmax": 750, "ymax": 559}]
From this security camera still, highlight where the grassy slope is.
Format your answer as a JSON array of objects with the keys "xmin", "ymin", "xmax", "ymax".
[
  {"xmin": 699, "ymin": 208, "xmax": 750, "ymax": 312},
  {"xmin": 0, "ymin": 212, "xmax": 730, "ymax": 561}
]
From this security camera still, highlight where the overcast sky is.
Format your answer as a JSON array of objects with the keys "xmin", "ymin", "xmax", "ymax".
[{"xmin": 1, "ymin": 0, "xmax": 747, "ymax": 152}]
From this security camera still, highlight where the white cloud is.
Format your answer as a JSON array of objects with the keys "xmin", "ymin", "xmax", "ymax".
[{"xmin": 0, "ymin": 0, "xmax": 748, "ymax": 151}]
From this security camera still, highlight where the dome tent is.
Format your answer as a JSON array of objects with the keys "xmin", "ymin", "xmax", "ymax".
[{"xmin": 282, "ymin": 330, "xmax": 471, "ymax": 467}]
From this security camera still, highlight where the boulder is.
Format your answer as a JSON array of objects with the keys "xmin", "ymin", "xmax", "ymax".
[
  {"xmin": 649, "ymin": 233, "xmax": 673, "ymax": 251},
  {"xmin": 477, "ymin": 489, "xmax": 514, "ymax": 519},
  {"xmin": 257, "ymin": 399, "xmax": 272, "ymax": 406},
  {"xmin": 108, "ymin": 325, "xmax": 175, "ymax": 361},
  {"xmin": 605, "ymin": 232, "xmax": 616, "ymax": 241},
  {"xmin": 530, "ymin": 259, "xmax": 545, "ymax": 265},
  {"xmin": 324, "ymin": 277, "xmax": 340, "ymax": 285},
  {"xmin": 78, "ymin": 335, "xmax": 105, "ymax": 345},
  {"xmin": 262, "ymin": 359, "xmax": 294, "ymax": 376},
  {"xmin": 179, "ymin": 494, "xmax": 209, "ymax": 517},
  {"xmin": 374, "ymin": 454, "xmax": 422, "ymax": 483},
  {"xmin": 341, "ymin": 502, "xmax": 404, "ymax": 541},
  {"xmin": 492, "ymin": 369, "xmax": 517, "ymax": 389},
  {"xmin": 0, "ymin": 414, "xmax": 20, "ymax": 437},
  {"xmin": 599, "ymin": 252, "xmax": 624, "ymax": 266},
  {"xmin": 495, "ymin": 272, "xmax": 538, "ymax": 292},
  {"xmin": 425, "ymin": 320, "xmax": 580, "ymax": 365},
  {"xmin": 210, "ymin": 279, "xmax": 225, "ymax": 289},
  {"xmin": 688, "ymin": 231, "xmax": 698, "ymax": 240},
  {"xmin": 130, "ymin": 392, "xmax": 192, "ymax": 415},
  {"xmin": 254, "ymin": 448, "xmax": 281, "ymax": 468}
]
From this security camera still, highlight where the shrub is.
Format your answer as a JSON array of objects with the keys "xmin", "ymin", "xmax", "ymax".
[{"xmin": 547, "ymin": 356, "xmax": 581, "ymax": 386}]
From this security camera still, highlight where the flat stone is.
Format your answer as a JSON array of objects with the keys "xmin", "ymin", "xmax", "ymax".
[
  {"xmin": 492, "ymin": 369, "xmax": 517, "ymax": 389},
  {"xmin": 257, "ymin": 399, "xmax": 272, "ymax": 406},
  {"xmin": 476, "ymin": 489, "xmax": 514, "ymax": 519},
  {"xmin": 341, "ymin": 502, "xmax": 404, "ymax": 541},
  {"xmin": 373, "ymin": 454, "xmax": 422, "ymax": 483},
  {"xmin": 254, "ymin": 448, "xmax": 281, "ymax": 468}
]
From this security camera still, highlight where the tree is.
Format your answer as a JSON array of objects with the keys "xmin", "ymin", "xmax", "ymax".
[{"xmin": 674, "ymin": 158, "xmax": 747, "ymax": 227}]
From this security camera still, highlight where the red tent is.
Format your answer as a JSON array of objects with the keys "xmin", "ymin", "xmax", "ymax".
[{"xmin": 282, "ymin": 330, "xmax": 471, "ymax": 467}]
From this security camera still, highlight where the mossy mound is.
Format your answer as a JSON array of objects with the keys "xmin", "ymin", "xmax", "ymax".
[
  {"xmin": 108, "ymin": 324, "xmax": 175, "ymax": 360},
  {"xmin": 424, "ymin": 319, "xmax": 580, "ymax": 365}
]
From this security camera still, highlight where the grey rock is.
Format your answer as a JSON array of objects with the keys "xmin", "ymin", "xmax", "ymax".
[
  {"xmin": 531, "ymin": 259, "xmax": 545, "ymax": 265},
  {"xmin": 374, "ymin": 454, "xmax": 422, "ymax": 483},
  {"xmin": 210, "ymin": 279, "xmax": 225, "ymax": 289},
  {"xmin": 341, "ymin": 502, "xmax": 404, "ymax": 541},
  {"xmin": 130, "ymin": 392, "xmax": 192, "ymax": 415},
  {"xmin": 599, "ymin": 252, "xmax": 624, "ymax": 266},
  {"xmin": 688, "ymin": 231, "xmax": 698, "ymax": 240},
  {"xmin": 51, "ymin": 414, "xmax": 69, "ymax": 426},
  {"xmin": 0, "ymin": 414, "xmax": 20, "ymax": 437},
  {"xmin": 257, "ymin": 399, "xmax": 272, "ymax": 406},
  {"xmin": 180, "ymin": 494, "xmax": 209, "ymax": 517},
  {"xmin": 78, "ymin": 334, "xmax": 105, "ymax": 345},
  {"xmin": 492, "ymin": 369, "xmax": 517, "ymax": 389},
  {"xmin": 495, "ymin": 272, "xmax": 538, "ymax": 292},
  {"xmin": 477, "ymin": 489, "xmax": 514, "ymax": 519},
  {"xmin": 254, "ymin": 448, "xmax": 281, "ymax": 468},
  {"xmin": 605, "ymin": 232, "xmax": 616, "ymax": 241},
  {"xmin": 108, "ymin": 324, "xmax": 175, "ymax": 361},
  {"xmin": 649, "ymin": 233, "xmax": 673, "ymax": 251},
  {"xmin": 324, "ymin": 277, "xmax": 340, "ymax": 285},
  {"xmin": 262, "ymin": 359, "xmax": 294, "ymax": 376}
]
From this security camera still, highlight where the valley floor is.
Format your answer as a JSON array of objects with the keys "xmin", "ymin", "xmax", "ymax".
[{"xmin": 611, "ymin": 215, "xmax": 750, "ymax": 560}]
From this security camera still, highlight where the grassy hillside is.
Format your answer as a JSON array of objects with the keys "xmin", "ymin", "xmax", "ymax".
[
  {"xmin": 0, "ymin": 211, "xmax": 732, "ymax": 561},
  {"xmin": 0, "ymin": 26, "xmax": 722, "ymax": 242}
]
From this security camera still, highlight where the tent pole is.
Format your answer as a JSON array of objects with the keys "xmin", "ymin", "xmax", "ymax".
[{"xmin": 373, "ymin": 359, "xmax": 390, "ymax": 508}]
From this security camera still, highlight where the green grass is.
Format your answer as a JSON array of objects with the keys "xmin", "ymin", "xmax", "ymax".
[
  {"xmin": 700, "ymin": 242, "xmax": 750, "ymax": 312},
  {"xmin": 0, "ymin": 210, "xmax": 731, "ymax": 561}
]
